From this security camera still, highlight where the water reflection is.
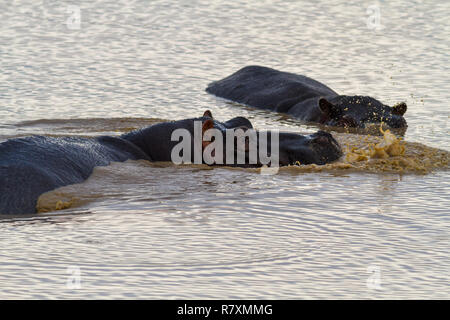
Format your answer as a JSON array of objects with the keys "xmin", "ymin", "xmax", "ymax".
[{"xmin": 0, "ymin": 0, "xmax": 449, "ymax": 299}]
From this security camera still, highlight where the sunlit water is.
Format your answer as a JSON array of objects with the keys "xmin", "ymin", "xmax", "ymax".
[{"xmin": 0, "ymin": 0, "xmax": 449, "ymax": 299}]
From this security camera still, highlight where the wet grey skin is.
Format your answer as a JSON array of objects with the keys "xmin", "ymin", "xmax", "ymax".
[
  {"xmin": 206, "ymin": 65, "xmax": 408, "ymax": 130},
  {"xmin": 0, "ymin": 112, "xmax": 342, "ymax": 215},
  {"xmin": 186, "ymin": 112, "xmax": 342, "ymax": 167},
  {"xmin": 275, "ymin": 130, "xmax": 342, "ymax": 166}
]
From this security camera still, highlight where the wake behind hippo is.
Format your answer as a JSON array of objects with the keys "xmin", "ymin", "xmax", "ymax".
[
  {"xmin": 206, "ymin": 66, "xmax": 408, "ymax": 130},
  {"xmin": 0, "ymin": 111, "xmax": 342, "ymax": 215}
]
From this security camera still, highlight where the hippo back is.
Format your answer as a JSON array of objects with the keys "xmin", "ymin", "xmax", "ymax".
[
  {"xmin": 206, "ymin": 66, "xmax": 338, "ymax": 109},
  {"xmin": 0, "ymin": 135, "xmax": 149, "ymax": 214}
]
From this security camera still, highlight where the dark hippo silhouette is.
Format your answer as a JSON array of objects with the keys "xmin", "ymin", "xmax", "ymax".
[
  {"xmin": 249, "ymin": 129, "xmax": 342, "ymax": 168},
  {"xmin": 206, "ymin": 66, "xmax": 408, "ymax": 130},
  {"xmin": 0, "ymin": 111, "xmax": 342, "ymax": 215}
]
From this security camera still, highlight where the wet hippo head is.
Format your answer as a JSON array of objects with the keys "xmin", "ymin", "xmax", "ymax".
[
  {"xmin": 318, "ymin": 95, "xmax": 407, "ymax": 129},
  {"xmin": 199, "ymin": 111, "xmax": 342, "ymax": 166},
  {"xmin": 277, "ymin": 130, "xmax": 342, "ymax": 166}
]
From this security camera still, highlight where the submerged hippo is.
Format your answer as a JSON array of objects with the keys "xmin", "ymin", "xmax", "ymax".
[
  {"xmin": 206, "ymin": 66, "xmax": 408, "ymax": 130},
  {"xmin": 0, "ymin": 111, "xmax": 342, "ymax": 215}
]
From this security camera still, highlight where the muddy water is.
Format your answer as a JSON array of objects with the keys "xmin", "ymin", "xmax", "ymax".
[{"xmin": 0, "ymin": 0, "xmax": 449, "ymax": 299}]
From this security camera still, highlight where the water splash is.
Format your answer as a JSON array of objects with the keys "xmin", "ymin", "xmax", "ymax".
[{"xmin": 280, "ymin": 127, "xmax": 448, "ymax": 174}]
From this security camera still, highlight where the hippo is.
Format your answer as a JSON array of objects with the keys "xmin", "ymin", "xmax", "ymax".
[
  {"xmin": 206, "ymin": 66, "xmax": 408, "ymax": 130},
  {"xmin": 0, "ymin": 111, "xmax": 342, "ymax": 215}
]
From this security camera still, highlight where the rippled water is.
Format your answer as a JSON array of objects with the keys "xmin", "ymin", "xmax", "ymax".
[{"xmin": 0, "ymin": 0, "xmax": 449, "ymax": 299}]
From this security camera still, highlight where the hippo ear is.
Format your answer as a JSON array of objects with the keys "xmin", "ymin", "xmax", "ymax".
[
  {"xmin": 201, "ymin": 119, "xmax": 215, "ymax": 149},
  {"xmin": 318, "ymin": 98, "xmax": 336, "ymax": 116},
  {"xmin": 392, "ymin": 102, "xmax": 407, "ymax": 116},
  {"xmin": 202, "ymin": 119, "xmax": 214, "ymax": 135},
  {"xmin": 203, "ymin": 110, "xmax": 213, "ymax": 118}
]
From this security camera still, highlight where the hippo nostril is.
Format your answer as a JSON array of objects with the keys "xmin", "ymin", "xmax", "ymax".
[
  {"xmin": 311, "ymin": 132, "xmax": 334, "ymax": 146},
  {"xmin": 312, "ymin": 135, "xmax": 331, "ymax": 145},
  {"xmin": 310, "ymin": 132, "xmax": 342, "ymax": 156}
]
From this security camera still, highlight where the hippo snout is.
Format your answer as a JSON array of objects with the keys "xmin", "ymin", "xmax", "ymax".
[
  {"xmin": 309, "ymin": 131, "xmax": 343, "ymax": 163},
  {"xmin": 310, "ymin": 131, "xmax": 338, "ymax": 147},
  {"xmin": 310, "ymin": 131, "xmax": 333, "ymax": 143}
]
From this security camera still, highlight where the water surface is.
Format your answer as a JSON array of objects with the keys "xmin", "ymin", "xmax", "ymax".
[{"xmin": 0, "ymin": 0, "xmax": 449, "ymax": 299}]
